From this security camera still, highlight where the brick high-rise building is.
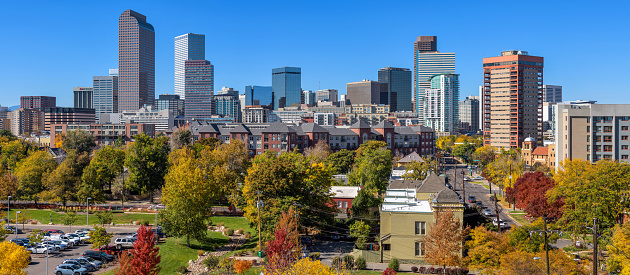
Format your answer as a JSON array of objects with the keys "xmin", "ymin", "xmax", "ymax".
[
  {"xmin": 184, "ymin": 60, "xmax": 214, "ymax": 119},
  {"xmin": 118, "ymin": 9, "xmax": 155, "ymax": 112},
  {"xmin": 20, "ymin": 96, "xmax": 56, "ymax": 111},
  {"xmin": 482, "ymin": 50, "xmax": 543, "ymax": 149},
  {"xmin": 346, "ymin": 80, "xmax": 388, "ymax": 106}
]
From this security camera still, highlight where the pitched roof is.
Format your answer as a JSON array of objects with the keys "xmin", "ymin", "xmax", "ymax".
[
  {"xmin": 301, "ymin": 123, "xmax": 329, "ymax": 133},
  {"xmin": 261, "ymin": 122, "xmax": 296, "ymax": 133},
  {"xmin": 374, "ymin": 120, "xmax": 394, "ymax": 129},
  {"xmin": 532, "ymin": 147, "xmax": 549, "ymax": 156},
  {"xmin": 350, "ymin": 120, "xmax": 370, "ymax": 129},
  {"xmin": 411, "ymin": 125, "xmax": 435, "ymax": 133},
  {"xmin": 397, "ymin": 151, "xmax": 424, "ymax": 164},
  {"xmin": 389, "ymin": 180, "xmax": 422, "ymax": 190},
  {"xmin": 416, "ymin": 173, "xmax": 447, "ymax": 194},
  {"xmin": 435, "ymin": 188, "xmax": 461, "ymax": 203},
  {"xmin": 230, "ymin": 124, "xmax": 250, "ymax": 133}
]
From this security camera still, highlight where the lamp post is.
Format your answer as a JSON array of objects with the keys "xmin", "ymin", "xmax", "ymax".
[
  {"xmin": 15, "ymin": 211, "xmax": 21, "ymax": 239},
  {"xmin": 7, "ymin": 195, "xmax": 11, "ymax": 223},
  {"xmin": 154, "ymin": 205, "xmax": 159, "ymax": 244},
  {"xmin": 87, "ymin": 197, "xmax": 92, "ymax": 228}
]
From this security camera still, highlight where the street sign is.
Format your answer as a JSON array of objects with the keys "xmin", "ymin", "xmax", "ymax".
[{"xmin": 474, "ymin": 160, "xmax": 479, "ymax": 162}]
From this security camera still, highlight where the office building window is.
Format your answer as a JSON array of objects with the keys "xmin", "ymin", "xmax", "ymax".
[
  {"xmin": 623, "ymin": 126, "xmax": 629, "ymax": 131},
  {"xmin": 623, "ymin": 155, "xmax": 629, "ymax": 160}
]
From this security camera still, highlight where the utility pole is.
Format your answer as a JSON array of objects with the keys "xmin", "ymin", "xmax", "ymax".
[
  {"xmin": 462, "ymin": 170, "xmax": 466, "ymax": 207},
  {"xmin": 544, "ymin": 217, "xmax": 550, "ymax": 275},
  {"xmin": 593, "ymin": 218, "xmax": 598, "ymax": 275},
  {"xmin": 494, "ymin": 194, "xmax": 500, "ymax": 233}
]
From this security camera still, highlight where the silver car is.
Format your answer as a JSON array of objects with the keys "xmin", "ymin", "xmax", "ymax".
[{"xmin": 78, "ymin": 256, "xmax": 102, "ymax": 269}]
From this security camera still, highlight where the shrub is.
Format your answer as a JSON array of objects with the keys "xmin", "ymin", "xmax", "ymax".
[
  {"xmin": 142, "ymin": 220, "xmax": 150, "ymax": 226},
  {"xmin": 198, "ymin": 250, "xmax": 204, "ymax": 257},
  {"xmin": 203, "ymin": 255, "xmax": 220, "ymax": 268},
  {"xmin": 382, "ymin": 268, "xmax": 397, "ymax": 275},
  {"xmin": 411, "ymin": 266, "xmax": 418, "ymax": 273},
  {"xmin": 177, "ymin": 265, "xmax": 187, "ymax": 274},
  {"xmin": 418, "ymin": 267, "xmax": 426, "ymax": 273},
  {"xmin": 233, "ymin": 259, "xmax": 253, "ymax": 274},
  {"xmin": 244, "ymin": 232, "xmax": 251, "ymax": 238},
  {"xmin": 236, "ymin": 228, "xmax": 244, "ymax": 234},
  {"xmin": 457, "ymin": 267, "xmax": 469, "ymax": 275},
  {"xmin": 355, "ymin": 256, "xmax": 367, "ymax": 270},
  {"xmin": 332, "ymin": 256, "xmax": 343, "ymax": 269},
  {"xmin": 387, "ymin": 258, "xmax": 399, "ymax": 272},
  {"xmin": 343, "ymin": 254, "xmax": 354, "ymax": 269},
  {"xmin": 309, "ymin": 252, "xmax": 321, "ymax": 260},
  {"xmin": 428, "ymin": 267, "xmax": 436, "ymax": 274},
  {"xmin": 225, "ymin": 228, "xmax": 234, "ymax": 236}
]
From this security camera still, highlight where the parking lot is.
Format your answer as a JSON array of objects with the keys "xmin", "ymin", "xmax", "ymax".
[{"xmin": 7, "ymin": 224, "xmax": 141, "ymax": 274}]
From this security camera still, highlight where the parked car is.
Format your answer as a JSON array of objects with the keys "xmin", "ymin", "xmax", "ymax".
[
  {"xmin": 148, "ymin": 204, "xmax": 166, "ymax": 210},
  {"xmin": 41, "ymin": 241, "xmax": 64, "ymax": 251},
  {"xmin": 76, "ymin": 233, "xmax": 90, "ymax": 243},
  {"xmin": 472, "ymin": 176, "xmax": 485, "ymax": 180},
  {"xmin": 82, "ymin": 250, "xmax": 114, "ymax": 262},
  {"xmin": 42, "ymin": 229, "xmax": 64, "ymax": 236},
  {"xmin": 78, "ymin": 256, "xmax": 102, "ymax": 269},
  {"xmin": 62, "ymin": 259, "xmax": 96, "ymax": 272},
  {"xmin": 476, "ymin": 201, "xmax": 483, "ymax": 208},
  {"xmin": 54, "ymin": 263, "xmax": 88, "ymax": 275},
  {"xmin": 464, "ymin": 177, "xmax": 472, "ymax": 181},
  {"xmin": 468, "ymin": 195, "xmax": 476, "ymax": 203},
  {"xmin": 492, "ymin": 219, "xmax": 509, "ymax": 229},
  {"xmin": 28, "ymin": 244, "xmax": 54, "ymax": 254},
  {"xmin": 4, "ymin": 225, "xmax": 23, "ymax": 234},
  {"xmin": 9, "ymin": 239, "xmax": 26, "ymax": 246},
  {"xmin": 66, "ymin": 234, "xmax": 85, "ymax": 244},
  {"xmin": 50, "ymin": 235, "xmax": 79, "ymax": 246},
  {"xmin": 151, "ymin": 228, "xmax": 166, "ymax": 238},
  {"xmin": 115, "ymin": 237, "xmax": 136, "ymax": 249}
]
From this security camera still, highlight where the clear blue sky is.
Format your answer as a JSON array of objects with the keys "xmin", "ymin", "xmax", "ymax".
[{"xmin": 1, "ymin": 0, "xmax": 629, "ymax": 107}]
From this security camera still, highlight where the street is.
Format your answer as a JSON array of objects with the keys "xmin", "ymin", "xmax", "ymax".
[{"xmin": 9, "ymin": 224, "xmax": 141, "ymax": 275}]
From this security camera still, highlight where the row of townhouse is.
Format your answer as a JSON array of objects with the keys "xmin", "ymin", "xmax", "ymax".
[{"xmin": 169, "ymin": 120, "xmax": 436, "ymax": 157}]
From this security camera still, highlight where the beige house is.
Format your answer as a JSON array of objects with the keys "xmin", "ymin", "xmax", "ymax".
[
  {"xmin": 521, "ymin": 137, "xmax": 556, "ymax": 170},
  {"xmin": 378, "ymin": 174, "xmax": 464, "ymax": 264}
]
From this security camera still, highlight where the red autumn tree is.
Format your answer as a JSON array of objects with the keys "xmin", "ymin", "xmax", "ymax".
[
  {"xmin": 114, "ymin": 252, "xmax": 134, "ymax": 275},
  {"xmin": 129, "ymin": 225, "xmax": 161, "ymax": 275},
  {"xmin": 264, "ymin": 228, "xmax": 295, "ymax": 273},
  {"xmin": 507, "ymin": 171, "xmax": 563, "ymax": 220}
]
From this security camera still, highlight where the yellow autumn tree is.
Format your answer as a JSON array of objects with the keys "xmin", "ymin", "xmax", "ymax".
[
  {"xmin": 424, "ymin": 211, "xmax": 469, "ymax": 270},
  {"xmin": 0, "ymin": 241, "xmax": 30, "ymax": 275},
  {"xmin": 276, "ymin": 258, "xmax": 345, "ymax": 275},
  {"xmin": 607, "ymin": 223, "xmax": 630, "ymax": 274},
  {"xmin": 464, "ymin": 226, "xmax": 510, "ymax": 273}
]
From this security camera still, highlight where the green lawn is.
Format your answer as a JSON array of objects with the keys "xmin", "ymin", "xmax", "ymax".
[
  {"xmin": 509, "ymin": 213, "xmax": 531, "ymax": 226},
  {"xmin": 5, "ymin": 209, "xmax": 158, "ymax": 227}
]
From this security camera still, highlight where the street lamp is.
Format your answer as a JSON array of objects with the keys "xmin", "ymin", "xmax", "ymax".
[
  {"xmin": 15, "ymin": 211, "xmax": 21, "ymax": 239},
  {"xmin": 87, "ymin": 197, "xmax": 92, "ymax": 228}
]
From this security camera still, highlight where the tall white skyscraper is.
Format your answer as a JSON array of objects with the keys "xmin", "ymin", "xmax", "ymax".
[
  {"xmin": 414, "ymin": 36, "xmax": 455, "ymax": 124},
  {"xmin": 175, "ymin": 33, "xmax": 205, "ymax": 99},
  {"xmin": 423, "ymin": 74, "xmax": 459, "ymax": 133}
]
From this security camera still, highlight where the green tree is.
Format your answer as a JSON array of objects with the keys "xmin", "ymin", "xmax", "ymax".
[
  {"xmin": 169, "ymin": 128, "xmax": 192, "ymax": 150},
  {"xmin": 402, "ymin": 160, "xmax": 432, "ymax": 181},
  {"xmin": 60, "ymin": 130, "xmax": 97, "ymax": 154},
  {"xmin": 241, "ymin": 151, "xmax": 335, "ymax": 242},
  {"xmin": 193, "ymin": 137, "xmax": 222, "ymax": 155},
  {"xmin": 0, "ymin": 129, "xmax": 16, "ymax": 141},
  {"xmin": 62, "ymin": 212, "xmax": 77, "ymax": 232},
  {"xmin": 325, "ymin": 149, "xmax": 355, "ymax": 175},
  {"xmin": 436, "ymin": 135, "xmax": 457, "ymax": 153},
  {"xmin": 350, "ymin": 189, "xmax": 381, "ymax": 217},
  {"xmin": 355, "ymin": 140, "xmax": 387, "ymax": 158},
  {"xmin": 79, "ymin": 146, "xmax": 125, "ymax": 203},
  {"xmin": 94, "ymin": 211, "xmax": 114, "ymax": 226},
  {"xmin": 0, "ymin": 140, "xmax": 36, "ymax": 171},
  {"xmin": 507, "ymin": 218, "xmax": 559, "ymax": 253},
  {"xmin": 28, "ymin": 229, "xmax": 45, "ymax": 244},
  {"xmin": 0, "ymin": 173, "xmax": 18, "ymax": 198},
  {"xmin": 452, "ymin": 141, "xmax": 477, "ymax": 164},
  {"xmin": 349, "ymin": 220, "xmax": 370, "ymax": 249},
  {"xmin": 124, "ymin": 133, "xmax": 169, "ymax": 202},
  {"xmin": 348, "ymin": 145, "xmax": 392, "ymax": 194},
  {"xmin": 89, "ymin": 225, "xmax": 113, "ymax": 249},
  {"xmin": 14, "ymin": 151, "xmax": 57, "ymax": 206},
  {"xmin": 42, "ymin": 151, "xmax": 90, "ymax": 207},
  {"xmin": 474, "ymin": 145, "xmax": 496, "ymax": 166}
]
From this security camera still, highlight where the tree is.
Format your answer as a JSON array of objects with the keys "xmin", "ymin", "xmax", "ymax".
[
  {"xmin": 464, "ymin": 226, "xmax": 509, "ymax": 273},
  {"xmin": 0, "ymin": 173, "xmax": 18, "ymax": 198},
  {"xmin": 42, "ymin": 150, "xmax": 90, "ymax": 207},
  {"xmin": 424, "ymin": 211, "xmax": 468, "ymax": 272},
  {"xmin": 95, "ymin": 211, "xmax": 114, "ymax": 226},
  {"xmin": 304, "ymin": 140, "xmax": 331, "ymax": 163},
  {"xmin": 242, "ymin": 151, "xmax": 335, "ymax": 242},
  {"xmin": 350, "ymin": 188, "xmax": 381, "ymax": 217},
  {"xmin": 505, "ymin": 172, "xmax": 563, "ymax": 220},
  {"xmin": 507, "ymin": 219, "xmax": 560, "ymax": 253},
  {"xmin": 265, "ymin": 228, "xmax": 295, "ymax": 274},
  {"xmin": 0, "ymin": 129, "xmax": 16, "ymax": 141},
  {"xmin": 169, "ymin": 128, "xmax": 192, "ymax": 150},
  {"xmin": 193, "ymin": 137, "xmax": 222, "ymax": 155},
  {"xmin": 474, "ymin": 145, "xmax": 496, "ymax": 166},
  {"xmin": 355, "ymin": 140, "xmax": 388, "ymax": 158},
  {"xmin": 349, "ymin": 220, "xmax": 370, "ymax": 249},
  {"xmin": 61, "ymin": 212, "xmax": 77, "ymax": 232},
  {"xmin": 498, "ymin": 249, "xmax": 588, "ymax": 275},
  {"xmin": 28, "ymin": 229, "xmax": 45, "ymax": 244},
  {"xmin": 483, "ymin": 150, "xmax": 524, "ymax": 195},
  {"xmin": 14, "ymin": 151, "xmax": 57, "ymax": 205},
  {"xmin": 0, "ymin": 139, "xmax": 36, "ymax": 171},
  {"xmin": 0, "ymin": 222, "xmax": 10, "ymax": 242},
  {"xmin": 452, "ymin": 141, "xmax": 477, "ymax": 164},
  {"xmin": 324, "ymin": 149, "xmax": 355, "ymax": 175},
  {"xmin": 436, "ymin": 136, "xmax": 457, "ymax": 153},
  {"xmin": 280, "ymin": 258, "xmax": 338, "ymax": 275},
  {"xmin": 402, "ymin": 160, "xmax": 431, "ymax": 181},
  {"xmin": 60, "ymin": 130, "xmax": 97, "ymax": 154},
  {"xmin": 79, "ymin": 146, "xmax": 125, "ymax": 203},
  {"xmin": 551, "ymin": 159, "xmax": 630, "ymax": 233},
  {"xmin": 125, "ymin": 133, "xmax": 169, "ymax": 202},
  {"xmin": 89, "ymin": 225, "xmax": 113, "ymax": 249},
  {"xmin": 115, "ymin": 251, "xmax": 134, "ymax": 275},
  {"xmin": 607, "ymin": 222, "xmax": 630, "ymax": 274},
  {"xmin": 348, "ymin": 145, "xmax": 392, "ymax": 195},
  {"xmin": 276, "ymin": 207, "xmax": 300, "ymax": 250},
  {"xmin": 0, "ymin": 241, "xmax": 30, "ymax": 275},
  {"xmin": 129, "ymin": 225, "xmax": 161, "ymax": 275}
]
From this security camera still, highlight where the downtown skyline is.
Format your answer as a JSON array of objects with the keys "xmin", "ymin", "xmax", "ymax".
[{"xmin": 1, "ymin": 0, "xmax": 629, "ymax": 108}]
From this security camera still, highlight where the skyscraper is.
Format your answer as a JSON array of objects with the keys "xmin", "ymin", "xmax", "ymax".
[
  {"xmin": 414, "ymin": 36, "xmax": 455, "ymax": 123},
  {"xmin": 175, "ymin": 33, "xmax": 205, "ymax": 99},
  {"xmin": 20, "ymin": 96, "xmax": 56, "ymax": 111},
  {"xmin": 378, "ymin": 67, "xmax": 412, "ymax": 112},
  {"xmin": 315, "ymin": 89, "xmax": 338, "ymax": 103},
  {"xmin": 346, "ymin": 80, "xmax": 388, "ymax": 106},
  {"xmin": 156, "ymin": 94, "xmax": 184, "ymax": 117},
  {"xmin": 459, "ymin": 96, "xmax": 480, "ymax": 133},
  {"xmin": 423, "ymin": 74, "xmax": 459, "ymax": 133},
  {"xmin": 483, "ymin": 50, "xmax": 543, "ymax": 148},
  {"xmin": 118, "ymin": 9, "xmax": 155, "ymax": 112},
  {"xmin": 184, "ymin": 60, "xmax": 214, "ymax": 119},
  {"xmin": 244, "ymin": 86, "xmax": 273, "ymax": 107},
  {"xmin": 272, "ymin": 67, "xmax": 301, "ymax": 110},
  {"xmin": 215, "ymin": 87, "xmax": 241, "ymax": 122},
  {"xmin": 543, "ymin": 85, "xmax": 562, "ymax": 103},
  {"xmin": 93, "ymin": 74, "xmax": 119, "ymax": 120},
  {"xmin": 73, "ymin": 87, "xmax": 93, "ymax": 109}
]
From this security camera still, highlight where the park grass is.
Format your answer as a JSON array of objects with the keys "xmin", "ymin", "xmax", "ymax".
[
  {"xmin": 509, "ymin": 213, "xmax": 531, "ymax": 226},
  {"xmin": 6, "ymin": 209, "xmax": 158, "ymax": 227}
]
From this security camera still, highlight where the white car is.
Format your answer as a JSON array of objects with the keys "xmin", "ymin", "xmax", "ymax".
[
  {"xmin": 41, "ymin": 241, "xmax": 64, "ymax": 251},
  {"xmin": 76, "ymin": 233, "xmax": 90, "ymax": 243},
  {"xmin": 492, "ymin": 219, "xmax": 509, "ymax": 229},
  {"xmin": 51, "ymin": 234, "xmax": 80, "ymax": 246},
  {"xmin": 66, "ymin": 234, "xmax": 85, "ymax": 245},
  {"xmin": 29, "ymin": 244, "xmax": 54, "ymax": 254},
  {"xmin": 473, "ymin": 176, "xmax": 485, "ymax": 180},
  {"xmin": 482, "ymin": 208, "xmax": 493, "ymax": 216}
]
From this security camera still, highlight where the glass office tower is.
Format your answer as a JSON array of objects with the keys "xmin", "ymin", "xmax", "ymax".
[{"xmin": 272, "ymin": 67, "xmax": 301, "ymax": 110}]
